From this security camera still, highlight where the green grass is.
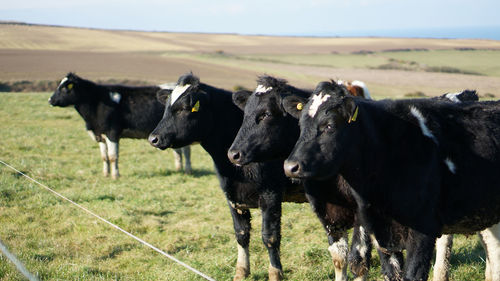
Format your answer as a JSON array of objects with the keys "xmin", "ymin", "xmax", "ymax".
[{"xmin": 0, "ymin": 92, "xmax": 487, "ymax": 280}]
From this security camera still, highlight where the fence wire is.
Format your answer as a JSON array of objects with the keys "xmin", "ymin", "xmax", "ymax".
[
  {"xmin": 0, "ymin": 238, "xmax": 39, "ymax": 281},
  {"xmin": 0, "ymin": 159, "xmax": 216, "ymax": 281}
]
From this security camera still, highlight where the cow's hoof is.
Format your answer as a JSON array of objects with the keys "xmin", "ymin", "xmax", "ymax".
[
  {"xmin": 184, "ymin": 168, "xmax": 193, "ymax": 175},
  {"xmin": 268, "ymin": 265, "xmax": 283, "ymax": 281},
  {"xmin": 349, "ymin": 258, "xmax": 369, "ymax": 277},
  {"xmin": 233, "ymin": 266, "xmax": 249, "ymax": 281},
  {"xmin": 112, "ymin": 173, "xmax": 120, "ymax": 180},
  {"xmin": 353, "ymin": 275, "xmax": 367, "ymax": 281},
  {"xmin": 175, "ymin": 164, "xmax": 182, "ymax": 172}
]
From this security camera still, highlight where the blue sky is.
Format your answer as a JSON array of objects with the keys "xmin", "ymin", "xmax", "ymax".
[{"xmin": 1, "ymin": 0, "xmax": 500, "ymax": 39}]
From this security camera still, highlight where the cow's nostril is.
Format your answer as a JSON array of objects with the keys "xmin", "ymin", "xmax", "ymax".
[
  {"xmin": 149, "ymin": 135, "xmax": 159, "ymax": 145},
  {"xmin": 227, "ymin": 150, "xmax": 243, "ymax": 165},
  {"xmin": 284, "ymin": 160, "xmax": 301, "ymax": 177},
  {"xmin": 232, "ymin": 152, "xmax": 240, "ymax": 160}
]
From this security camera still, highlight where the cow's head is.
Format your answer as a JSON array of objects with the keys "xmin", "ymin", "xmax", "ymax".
[
  {"xmin": 49, "ymin": 73, "xmax": 83, "ymax": 107},
  {"xmin": 149, "ymin": 74, "xmax": 212, "ymax": 149},
  {"xmin": 228, "ymin": 76, "xmax": 310, "ymax": 165},
  {"xmin": 284, "ymin": 80, "xmax": 359, "ymax": 179},
  {"xmin": 438, "ymin": 89, "xmax": 478, "ymax": 103}
]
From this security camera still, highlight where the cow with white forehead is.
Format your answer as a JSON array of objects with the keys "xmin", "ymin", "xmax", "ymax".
[
  {"xmin": 49, "ymin": 72, "xmax": 192, "ymax": 179},
  {"xmin": 229, "ymin": 76, "xmax": 411, "ymax": 281},
  {"xmin": 285, "ymin": 81, "xmax": 500, "ymax": 281},
  {"xmin": 149, "ymin": 73, "xmax": 309, "ymax": 281}
]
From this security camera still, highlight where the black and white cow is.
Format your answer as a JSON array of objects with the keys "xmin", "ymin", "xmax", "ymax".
[
  {"xmin": 228, "ymin": 76, "xmax": 380, "ymax": 281},
  {"xmin": 148, "ymin": 73, "xmax": 310, "ymax": 281},
  {"xmin": 284, "ymin": 81, "xmax": 500, "ymax": 280},
  {"xmin": 49, "ymin": 73, "xmax": 191, "ymax": 179},
  {"xmin": 434, "ymin": 89, "xmax": 500, "ymax": 281}
]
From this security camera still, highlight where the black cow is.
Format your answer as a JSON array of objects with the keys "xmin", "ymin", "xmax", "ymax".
[
  {"xmin": 284, "ymin": 81, "xmax": 500, "ymax": 280},
  {"xmin": 228, "ymin": 76, "xmax": 410, "ymax": 281},
  {"xmin": 49, "ymin": 73, "xmax": 191, "ymax": 178},
  {"xmin": 148, "ymin": 73, "xmax": 309, "ymax": 281},
  {"xmin": 434, "ymin": 90, "xmax": 500, "ymax": 281}
]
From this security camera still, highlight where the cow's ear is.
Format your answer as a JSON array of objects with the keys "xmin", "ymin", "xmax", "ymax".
[
  {"xmin": 457, "ymin": 89, "xmax": 479, "ymax": 102},
  {"xmin": 156, "ymin": 89, "xmax": 172, "ymax": 105},
  {"xmin": 342, "ymin": 96, "xmax": 359, "ymax": 124},
  {"xmin": 282, "ymin": 95, "xmax": 308, "ymax": 119},
  {"xmin": 232, "ymin": 90, "xmax": 252, "ymax": 111}
]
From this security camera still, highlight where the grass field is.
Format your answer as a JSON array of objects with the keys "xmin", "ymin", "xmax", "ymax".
[{"xmin": 0, "ymin": 93, "xmax": 489, "ymax": 280}]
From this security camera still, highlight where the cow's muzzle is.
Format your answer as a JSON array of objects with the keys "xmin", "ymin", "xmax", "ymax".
[
  {"xmin": 283, "ymin": 159, "xmax": 302, "ymax": 178},
  {"xmin": 227, "ymin": 149, "xmax": 247, "ymax": 166},
  {"xmin": 148, "ymin": 134, "xmax": 169, "ymax": 150}
]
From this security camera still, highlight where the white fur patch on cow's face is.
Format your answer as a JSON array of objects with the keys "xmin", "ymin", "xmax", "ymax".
[
  {"xmin": 255, "ymin": 85, "xmax": 273, "ymax": 94},
  {"xmin": 445, "ymin": 92, "xmax": 462, "ymax": 103},
  {"xmin": 59, "ymin": 77, "xmax": 68, "ymax": 86},
  {"xmin": 170, "ymin": 84, "xmax": 191, "ymax": 105},
  {"xmin": 410, "ymin": 106, "xmax": 437, "ymax": 143},
  {"xmin": 308, "ymin": 92, "xmax": 331, "ymax": 117},
  {"xmin": 444, "ymin": 157, "xmax": 456, "ymax": 174},
  {"xmin": 109, "ymin": 92, "xmax": 122, "ymax": 104}
]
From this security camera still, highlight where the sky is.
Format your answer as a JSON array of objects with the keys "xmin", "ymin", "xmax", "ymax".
[{"xmin": 1, "ymin": 0, "xmax": 500, "ymax": 39}]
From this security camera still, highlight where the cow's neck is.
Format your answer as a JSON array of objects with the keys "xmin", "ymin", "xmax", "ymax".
[
  {"xmin": 74, "ymin": 102, "xmax": 98, "ymax": 131},
  {"xmin": 73, "ymin": 86, "xmax": 107, "ymax": 132},
  {"xmin": 338, "ymin": 101, "xmax": 388, "ymax": 192},
  {"xmin": 199, "ymin": 89, "xmax": 243, "ymax": 173}
]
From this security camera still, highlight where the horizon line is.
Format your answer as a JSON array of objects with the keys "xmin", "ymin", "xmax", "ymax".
[{"xmin": 1, "ymin": 20, "xmax": 499, "ymax": 41}]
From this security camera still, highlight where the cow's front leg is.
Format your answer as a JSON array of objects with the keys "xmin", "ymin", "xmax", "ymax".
[
  {"xmin": 172, "ymin": 148, "xmax": 183, "ymax": 172},
  {"xmin": 479, "ymin": 223, "xmax": 500, "ymax": 281},
  {"xmin": 99, "ymin": 141, "xmax": 110, "ymax": 177},
  {"xmin": 327, "ymin": 231, "xmax": 349, "ymax": 281},
  {"xmin": 403, "ymin": 230, "xmax": 435, "ymax": 281},
  {"xmin": 104, "ymin": 136, "xmax": 119, "ymax": 179},
  {"xmin": 349, "ymin": 224, "xmax": 372, "ymax": 281},
  {"xmin": 228, "ymin": 201, "xmax": 251, "ymax": 281},
  {"xmin": 304, "ymin": 181, "xmax": 351, "ymax": 281},
  {"xmin": 88, "ymin": 130, "xmax": 109, "ymax": 177},
  {"xmin": 378, "ymin": 249, "xmax": 404, "ymax": 281},
  {"xmin": 432, "ymin": 234, "xmax": 453, "ymax": 281},
  {"xmin": 260, "ymin": 193, "xmax": 283, "ymax": 281},
  {"xmin": 182, "ymin": 146, "xmax": 192, "ymax": 174}
]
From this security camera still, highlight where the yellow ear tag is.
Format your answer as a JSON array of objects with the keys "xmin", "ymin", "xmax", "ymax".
[
  {"xmin": 191, "ymin": 100, "xmax": 200, "ymax": 112},
  {"xmin": 296, "ymin": 102, "xmax": 303, "ymax": 111},
  {"xmin": 67, "ymin": 83, "xmax": 73, "ymax": 90},
  {"xmin": 348, "ymin": 106, "xmax": 359, "ymax": 123}
]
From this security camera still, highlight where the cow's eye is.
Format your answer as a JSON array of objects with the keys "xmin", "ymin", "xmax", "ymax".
[
  {"xmin": 257, "ymin": 112, "xmax": 271, "ymax": 123},
  {"xmin": 321, "ymin": 123, "xmax": 334, "ymax": 133}
]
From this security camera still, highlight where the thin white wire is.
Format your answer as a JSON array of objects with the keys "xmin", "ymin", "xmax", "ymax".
[
  {"xmin": 0, "ymin": 239, "xmax": 39, "ymax": 281},
  {"xmin": 0, "ymin": 159, "xmax": 216, "ymax": 281}
]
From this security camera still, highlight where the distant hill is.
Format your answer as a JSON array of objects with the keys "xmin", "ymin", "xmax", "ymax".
[
  {"xmin": 1, "ymin": 23, "xmax": 500, "ymax": 96},
  {"xmin": 1, "ymin": 22, "xmax": 500, "ymax": 54}
]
